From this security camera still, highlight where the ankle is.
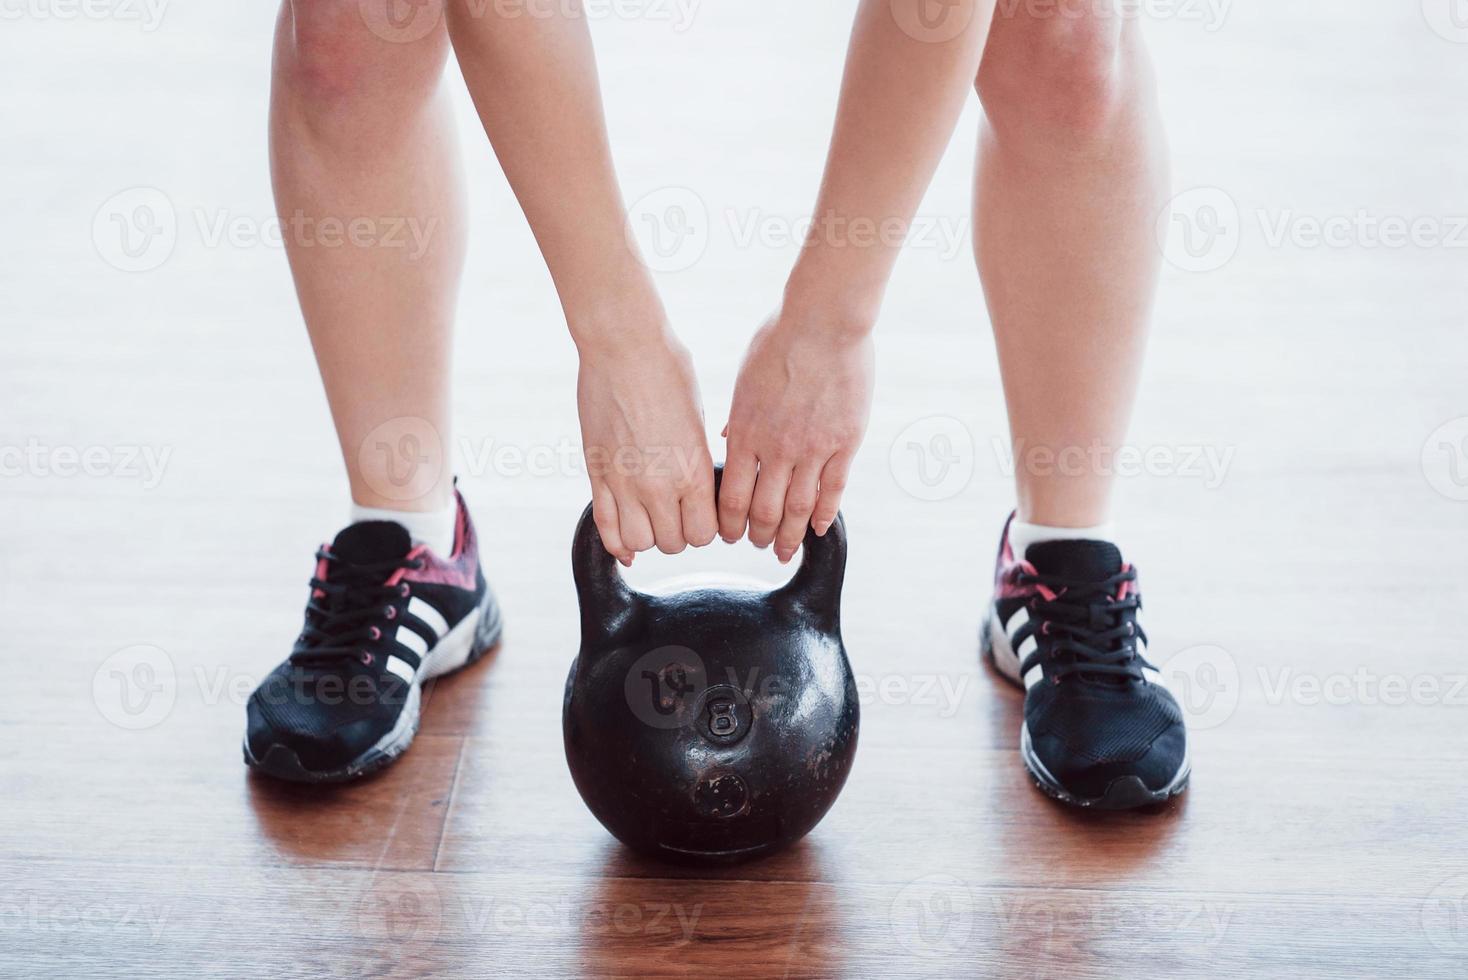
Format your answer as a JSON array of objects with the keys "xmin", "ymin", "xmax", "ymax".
[
  {"xmin": 349, "ymin": 498, "xmax": 458, "ymax": 557},
  {"xmin": 1009, "ymin": 518, "xmax": 1117, "ymax": 561}
]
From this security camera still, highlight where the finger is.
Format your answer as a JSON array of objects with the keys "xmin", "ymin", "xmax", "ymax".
[
  {"xmin": 591, "ymin": 481, "xmax": 630, "ymax": 565},
  {"xmin": 774, "ymin": 461, "xmax": 822, "ymax": 563},
  {"xmin": 681, "ymin": 467, "xmax": 718, "ymax": 548},
  {"xmin": 617, "ymin": 497, "xmax": 656, "ymax": 556},
  {"xmin": 746, "ymin": 460, "xmax": 791, "ymax": 549},
  {"xmin": 717, "ymin": 450, "xmax": 759, "ymax": 543},
  {"xmin": 811, "ymin": 452, "xmax": 852, "ymax": 535},
  {"xmin": 646, "ymin": 494, "xmax": 688, "ymax": 555}
]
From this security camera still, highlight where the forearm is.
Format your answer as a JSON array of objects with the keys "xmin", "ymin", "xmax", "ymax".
[
  {"xmin": 784, "ymin": 0, "xmax": 995, "ymax": 335},
  {"xmin": 445, "ymin": 0, "xmax": 662, "ymax": 351}
]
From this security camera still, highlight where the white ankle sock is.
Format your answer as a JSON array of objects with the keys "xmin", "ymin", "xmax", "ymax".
[
  {"xmin": 349, "ymin": 501, "xmax": 458, "ymax": 557},
  {"xmin": 1009, "ymin": 518, "xmax": 1116, "ymax": 560}
]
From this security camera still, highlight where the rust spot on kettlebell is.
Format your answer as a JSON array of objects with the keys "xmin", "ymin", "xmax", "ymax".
[{"xmin": 695, "ymin": 773, "xmax": 750, "ymax": 819}]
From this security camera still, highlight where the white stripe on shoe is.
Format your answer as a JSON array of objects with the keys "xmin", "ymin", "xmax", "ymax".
[
  {"xmin": 385, "ymin": 655, "xmax": 416, "ymax": 684},
  {"xmin": 396, "ymin": 626, "xmax": 429, "ymax": 657},
  {"xmin": 1004, "ymin": 606, "xmax": 1029, "ymax": 636},
  {"xmin": 408, "ymin": 596, "xmax": 450, "ymax": 638}
]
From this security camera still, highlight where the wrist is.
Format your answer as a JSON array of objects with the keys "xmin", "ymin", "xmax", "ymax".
[
  {"xmin": 777, "ymin": 275, "xmax": 881, "ymax": 342},
  {"xmin": 565, "ymin": 280, "xmax": 672, "ymax": 359}
]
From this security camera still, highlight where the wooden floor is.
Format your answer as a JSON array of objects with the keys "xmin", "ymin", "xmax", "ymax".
[{"xmin": 5, "ymin": 3, "xmax": 1468, "ymax": 977}]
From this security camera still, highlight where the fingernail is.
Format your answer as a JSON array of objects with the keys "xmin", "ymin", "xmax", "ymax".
[{"xmin": 814, "ymin": 521, "xmax": 830, "ymax": 536}]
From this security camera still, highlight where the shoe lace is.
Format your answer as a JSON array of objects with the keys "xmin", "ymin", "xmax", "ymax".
[
  {"xmin": 290, "ymin": 550, "xmax": 424, "ymax": 668},
  {"xmin": 1017, "ymin": 566, "xmax": 1149, "ymax": 683}
]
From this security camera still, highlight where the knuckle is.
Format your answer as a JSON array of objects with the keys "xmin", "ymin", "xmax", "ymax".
[
  {"xmin": 785, "ymin": 495, "xmax": 817, "ymax": 515},
  {"xmin": 749, "ymin": 504, "xmax": 782, "ymax": 526},
  {"xmin": 718, "ymin": 492, "xmax": 749, "ymax": 513}
]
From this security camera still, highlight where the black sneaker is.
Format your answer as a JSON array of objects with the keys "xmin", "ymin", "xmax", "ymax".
[
  {"xmin": 244, "ymin": 490, "xmax": 502, "ymax": 782},
  {"xmin": 981, "ymin": 514, "xmax": 1188, "ymax": 809}
]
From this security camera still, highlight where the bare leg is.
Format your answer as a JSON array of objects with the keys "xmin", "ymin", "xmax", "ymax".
[
  {"xmin": 270, "ymin": 0, "xmax": 465, "ymax": 511},
  {"xmin": 974, "ymin": 11, "xmax": 1169, "ymax": 527}
]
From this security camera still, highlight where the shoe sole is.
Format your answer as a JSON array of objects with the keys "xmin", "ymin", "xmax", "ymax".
[
  {"xmin": 244, "ymin": 589, "xmax": 503, "ymax": 784},
  {"xmin": 981, "ymin": 609, "xmax": 1189, "ymax": 812}
]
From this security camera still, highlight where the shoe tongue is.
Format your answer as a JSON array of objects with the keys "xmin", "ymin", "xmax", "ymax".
[
  {"xmin": 1025, "ymin": 539, "xmax": 1123, "ymax": 582},
  {"xmin": 331, "ymin": 520, "xmax": 413, "ymax": 567}
]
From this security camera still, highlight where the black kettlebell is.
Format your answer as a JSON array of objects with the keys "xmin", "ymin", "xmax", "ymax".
[{"xmin": 562, "ymin": 468, "xmax": 859, "ymax": 864}]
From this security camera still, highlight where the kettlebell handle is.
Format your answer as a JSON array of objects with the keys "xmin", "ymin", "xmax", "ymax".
[{"xmin": 571, "ymin": 464, "xmax": 847, "ymax": 638}]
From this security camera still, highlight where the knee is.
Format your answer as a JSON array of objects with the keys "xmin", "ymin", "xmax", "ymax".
[
  {"xmin": 278, "ymin": 0, "xmax": 390, "ymax": 103},
  {"xmin": 978, "ymin": 11, "xmax": 1139, "ymax": 146}
]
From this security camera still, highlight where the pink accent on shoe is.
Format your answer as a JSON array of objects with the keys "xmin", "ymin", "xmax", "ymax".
[
  {"xmin": 994, "ymin": 569, "xmax": 1033, "ymax": 601},
  {"xmin": 1115, "ymin": 563, "xmax": 1135, "ymax": 601},
  {"xmin": 992, "ymin": 522, "xmax": 1040, "ymax": 602},
  {"xmin": 311, "ymin": 549, "xmax": 331, "ymax": 600},
  {"xmin": 401, "ymin": 490, "xmax": 481, "ymax": 591}
]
